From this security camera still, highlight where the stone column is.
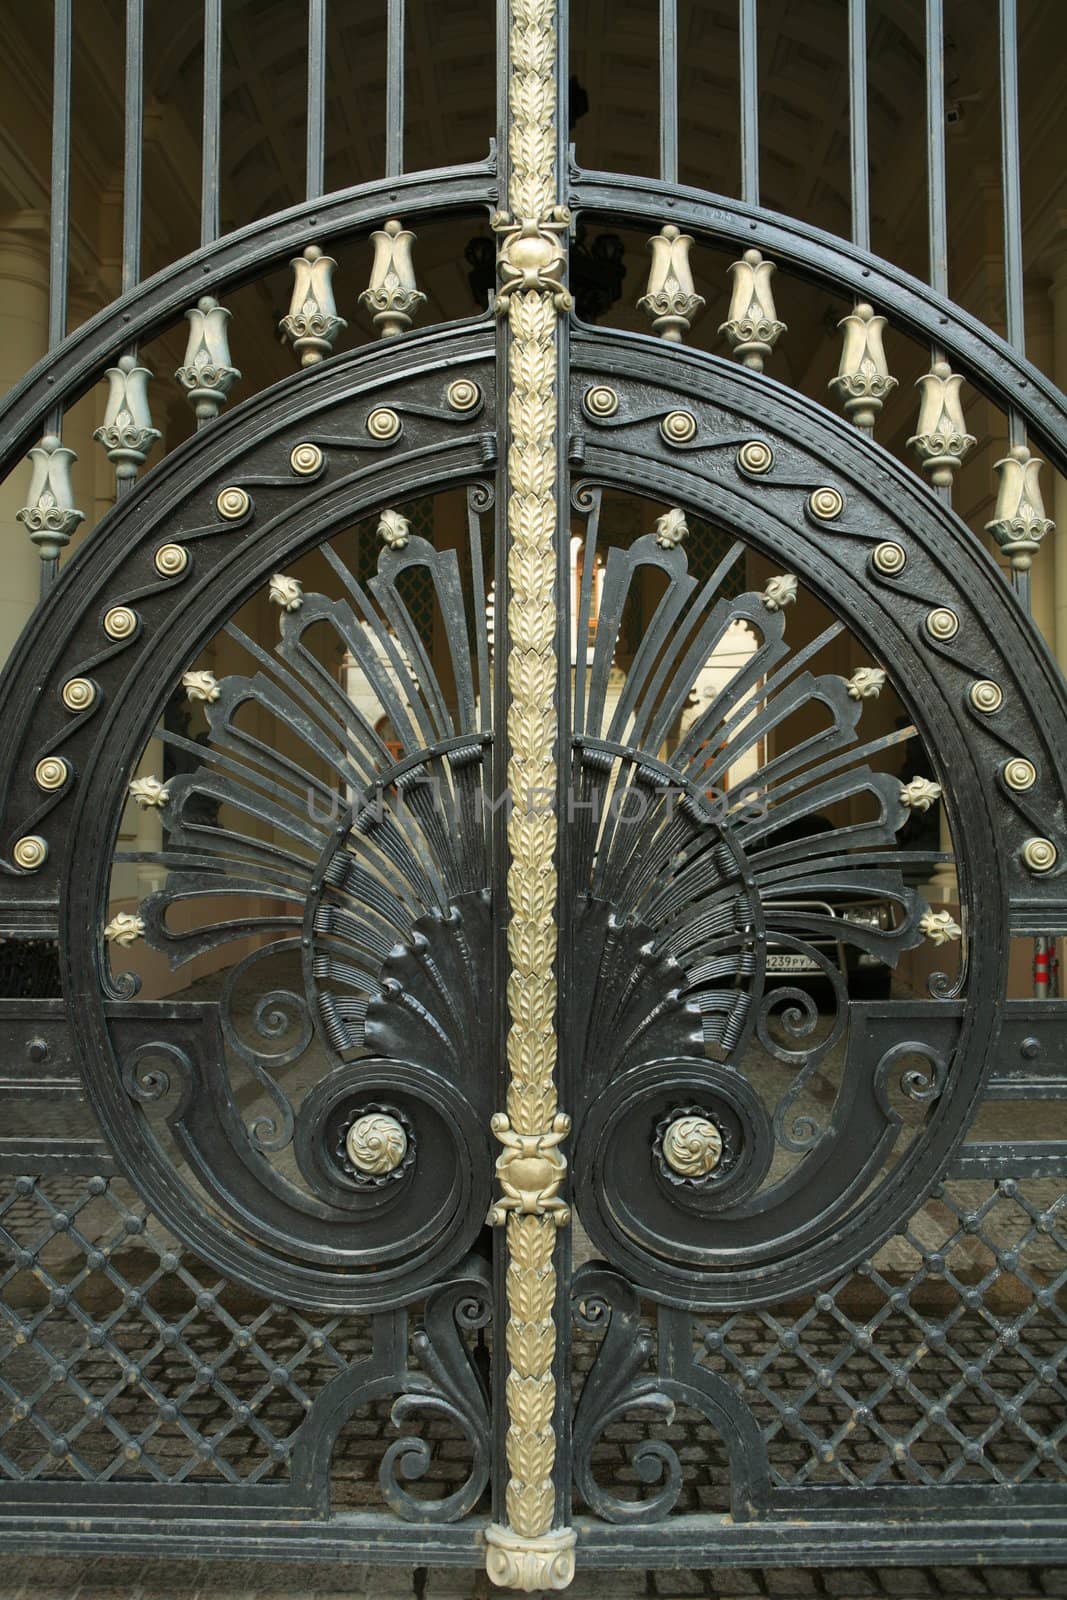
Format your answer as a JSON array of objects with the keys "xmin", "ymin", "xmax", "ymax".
[{"xmin": 0, "ymin": 212, "xmax": 51, "ymax": 666}]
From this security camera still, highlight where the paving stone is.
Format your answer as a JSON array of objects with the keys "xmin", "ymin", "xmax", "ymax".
[
  {"xmin": 929, "ymin": 1570, "xmax": 990, "ymax": 1595},
  {"xmin": 292, "ymin": 1592, "xmax": 374, "ymax": 1600},
  {"xmin": 418, "ymin": 1570, "xmax": 488, "ymax": 1597},
  {"xmin": 77, "ymin": 1589, "xmax": 144, "ymax": 1600},
  {"xmin": 133, "ymin": 1562, "xmax": 204, "ymax": 1594},
  {"xmin": 652, "ymin": 1569, "xmax": 707, "ymax": 1596},
  {"xmin": 979, "ymin": 1568, "xmax": 1041, "ymax": 1596},
  {"xmin": 3, "ymin": 1589, "xmax": 76, "ymax": 1600},
  {"xmin": 82, "ymin": 1558, "xmax": 155, "ymax": 1584},
  {"xmin": 822, "ymin": 1572, "xmax": 881, "ymax": 1597},
  {"xmin": 758, "ymin": 1571, "xmax": 819, "ymax": 1597},
  {"xmin": 3, "ymin": 1566, "xmax": 85, "ymax": 1594},
  {"xmin": 12, "ymin": 1558, "xmax": 1067, "ymax": 1599},
  {"xmin": 135, "ymin": 1568, "xmax": 202, "ymax": 1593},
  {"xmin": 878, "ymin": 1572, "xmax": 936, "ymax": 1596},
  {"xmin": 538, "ymin": 1575, "xmax": 650, "ymax": 1598},
  {"xmin": 709, "ymin": 1573, "xmax": 763, "ymax": 1596},
  {"xmin": 188, "ymin": 1592, "xmax": 260, "ymax": 1600}
]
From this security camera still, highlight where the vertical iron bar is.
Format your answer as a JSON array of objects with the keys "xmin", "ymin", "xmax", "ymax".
[
  {"xmin": 660, "ymin": 0, "xmax": 678, "ymax": 186},
  {"xmin": 739, "ymin": 0, "xmax": 759, "ymax": 205},
  {"xmin": 999, "ymin": 0, "xmax": 1027, "ymax": 510},
  {"xmin": 925, "ymin": 0, "xmax": 948, "ymax": 297},
  {"xmin": 552, "ymin": 0, "xmax": 573, "ymax": 1530},
  {"xmin": 386, "ymin": 0, "xmax": 405, "ymax": 178},
  {"xmin": 122, "ymin": 0, "xmax": 144, "ymax": 296},
  {"xmin": 117, "ymin": 0, "xmax": 144, "ymax": 503},
  {"xmin": 999, "ymin": 0, "xmax": 1025, "ymax": 369},
  {"xmin": 490, "ymin": 0, "xmax": 512, "ymax": 1522},
  {"xmin": 48, "ymin": 0, "xmax": 72, "ymax": 356},
  {"xmin": 923, "ymin": 4, "xmax": 951, "ymax": 507},
  {"xmin": 306, "ymin": 0, "xmax": 326, "ymax": 199},
  {"xmin": 43, "ymin": 0, "xmax": 74, "ymax": 595},
  {"xmin": 998, "ymin": 0, "xmax": 1044, "ymax": 993},
  {"xmin": 201, "ymin": 0, "xmax": 222, "ymax": 247},
  {"xmin": 848, "ymin": 0, "xmax": 869, "ymax": 253}
]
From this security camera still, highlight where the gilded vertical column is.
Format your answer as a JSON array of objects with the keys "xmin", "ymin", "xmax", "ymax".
[{"xmin": 484, "ymin": 0, "xmax": 575, "ymax": 1591}]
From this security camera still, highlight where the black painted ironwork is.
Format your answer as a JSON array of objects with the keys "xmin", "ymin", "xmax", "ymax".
[
  {"xmin": 200, "ymin": 0, "xmax": 223, "ymax": 250},
  {"xmin": 848, "ymin": 0, "xmax": 869, "ymax": 254},
  {"xmin": 0, "ymin": 0, "xmax": 1064, "ymax": 1580}
]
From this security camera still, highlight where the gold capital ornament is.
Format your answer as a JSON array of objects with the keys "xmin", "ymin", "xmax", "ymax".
[{"xmin": 485, "ymin": 0, "xmax": 576, "ymax": 1590}]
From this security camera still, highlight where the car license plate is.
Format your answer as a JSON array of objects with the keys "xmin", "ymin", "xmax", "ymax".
[{"xmin": 766, "ymin": 953, "xmax": 819, "ymax": 973}]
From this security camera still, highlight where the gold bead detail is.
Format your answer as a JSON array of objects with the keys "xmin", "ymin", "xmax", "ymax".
[
  {"xmin": 660, "ymin": 409, "xmax": 697, "ymax": 445},
  {"xmin": 446, "ymin": 379, "xmax": 481, "ymax": 412},
  {"xmin": 289, "ymin": 442, "xmax": 323, "ymax": 476},
  {"xmin": 62, "ymin": 677, "xmax": 96, "ymax": 712},
  {"xmin": 585, "ymin": 385, "xmax": 619, "ymax": 418},
  {"xmin": 926, "ymin": 607, "xmax": 959, "ymax": 641},
  {"xmin": 13, "ymin": 835, "xmax": 48, "ymax": 871},
  {"xmin": 872, "ymin": 541, "xmax": 907, "ymax": 575},
  {"xmin": 808, "ymin": 486, "xmax": 844, "ymax": 520},
  {"xmin": 662, "ymin": 1115, "xmax": 723, "ymax": 1177},
  {"xmin": 970, "ymin": 679, "xmax": 1004, "ymax": 714},
  {"xmin": 1022, "ymin": 837, "xmax": 1057, "ymax": 873},
  {"xmin": 216, "ymin": 486, "xmax": 251, "ymax": 520},
  {"xmin": 345, "ymin": 1113, "xmax": 408, "ymax": 1175},
  {"xmin": 1003, "ymin": 757, "xmax": 1036, "ymax": 792},
  {"xmin": 737, "ymin": 440, "xmax": 774, "ymax": 476},
  {"xmin": 34, "ymin": 756, "xmax": 69, "ymax": 791},
  {"xmin": 367, "ymin": 407, "xmax": 401, "ymax": 441},
  {"xmin": 154, "ymin": 544, "xmax": 189, "ymax": 577},
  {"xmin": 103, "ymin": 606, "xmax": 137, "ymax": 641}
]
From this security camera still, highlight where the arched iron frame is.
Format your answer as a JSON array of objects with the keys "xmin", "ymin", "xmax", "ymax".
[{"xmin": 0, "ymin": 311, "xmax": 1064, "ymax": 1567}]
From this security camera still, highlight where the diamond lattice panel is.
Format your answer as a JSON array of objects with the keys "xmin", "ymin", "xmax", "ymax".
[
  {"xmin": 698, "ymin": 1176, "xmax": 1066, "ymax": 1490},
  {"xmin": 0, "ymin": 1175, "xmax": 373, "ymax": 1483}
]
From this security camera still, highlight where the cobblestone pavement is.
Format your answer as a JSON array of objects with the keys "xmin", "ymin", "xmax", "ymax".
[{"xmin": 2, "ymin": 1556, "xmax": 1067, "ymax": 1599}]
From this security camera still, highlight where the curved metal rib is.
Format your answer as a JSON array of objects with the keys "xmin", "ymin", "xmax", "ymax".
[{"xmin": 569, "ymin": 168, "xmax": 1067, "ymax": 473}]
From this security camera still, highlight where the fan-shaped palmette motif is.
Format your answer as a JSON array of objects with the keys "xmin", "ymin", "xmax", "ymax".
[
  {"xmin": 566, "ymin": 516, "xmax": 949, "ymax": 1169},
  {"xmin": 112, "ymin": 492, "xmax": 954, "ymax": 1330},
  {"xmin": 118, "ymin": 524, "xmax": 496, "ymax": 1162}
]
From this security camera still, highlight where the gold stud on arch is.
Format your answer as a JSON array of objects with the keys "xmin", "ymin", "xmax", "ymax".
[
  {"xmin": 367, "ymin": 407, "xmax": 401, "ymax": 441},
  {"xmin": 154, "ymin": 544, "xmax": 189, "ymax": 577},
  {"xmin": 13, "ymin": 835, "xmax": 47, "ymax": 871},
  {"xmin": 1003, "ymin": 757, "xmax": 1036, "ymax": 792},
  {"xmin": 660, "ymin": 409, "xmax": 697, "ymax": 445},
  {"xmin": 1022, "ymin": 837, "xmax": 1057, "ymax": 873},
  {"xmin": 970, "ymin": 679, "xmax": 1003, "ymax": 714},
  {"xmin": 289, "ymin": 442, "xmax": 323, "ymax": 476},
  {"xmin": 103, "ymin": 606, "xmax": 138, "ymax": 641},
  {"xmin": 872, "ymin": 541, "xmax": 907, "ymax": 576},
  {"xmin": 215, "ymin": 485, "xmax": 251, "ymax": 520},
  {"xmin": 925, "ymin": 607, "xmax": 959, "ymax": 641},
  {"xmin": 447, "ymin": 379, "xmax": 481, "ymax": 413},
  {"xmin": 737, "ymin": 440, "xmax": 774, "ymax": 476},
  {"xmin": 62, "ymin": 677, "xmax": 96, "ymax": 713},
  {"xmin": 808, "ymin": 486, "xmax": 844, "ymax": 520},
  {"xmin": 34, "ymin": 756, "xmax": 69, "ymax": 791},
  {"xmin": 584, "ymin": 384, "xmax": 619, "ymax": 419}
]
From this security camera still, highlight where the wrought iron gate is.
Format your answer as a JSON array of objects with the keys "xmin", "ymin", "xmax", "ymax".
[{"xmin": 0, "ymin": 0, "xmax": 1064, "ymax": 1586}]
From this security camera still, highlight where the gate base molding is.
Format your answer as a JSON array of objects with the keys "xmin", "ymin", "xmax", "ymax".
[{"xmin": 485, "ymin": 1523, "xmax": 577, "ymax": 1591}]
